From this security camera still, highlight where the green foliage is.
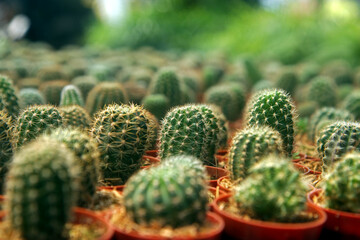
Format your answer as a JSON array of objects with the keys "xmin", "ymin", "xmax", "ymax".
[
  {"xmin": 0, "ymin": 111, "xmax": 13, "ymax": 194},
  {"xmin": 233, "ymin": 155, "xmax": 307, "ymax": 222},
  {"xmin": 60, "ymin": 85, "xmax": 84, "ymax": 107},
  {"xmin": 307, "ymin": 76, "xmax": 337, "ymax": 107},
  {"xmin": 0, "ymin": 75, "xmax": 20, "ymax": 119},
  {"xmin": 229, "ymin": 126, "xmax": 284, "ymax": 181},
  {"xmin": 124, "ymin": 155, "xmax": 208, "ymax": 228},
  {"xmin": 40, "ymin": 80, "xmax": 69, "ymax": 105},
  {"xmin": 59, "ymin": 105, "xmax": 91, "ymax": 129},
  {"xmin": 246, "ymin": 89, "xmax": 296, "ymax": 156},
  {"xmin": 343, "ymin": 91, "xmax": 360, "ymax": 120},
  {"xmin": 72, "ymin": 76, "xmax": 97, "ymax": 100},
  {"xmin": 5, "ymin": 137, "xmax": 80, "ymax": 240},
  {"xmin": 142, "ymin": 94, "xmax": 170, "ymax": 120},
  {"xmin": 19, "ymin": 88, "xmax": 45, "ymax": 109}
]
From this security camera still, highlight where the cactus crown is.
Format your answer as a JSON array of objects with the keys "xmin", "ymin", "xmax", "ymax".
[
  {"xmin": 229, "ymin": 126, "xmax": 284, "ymax": 181},
  {"xmin": 59, "ymin": 84, "xmax": 84, "ymax": 107},
  {"xmin": 322, "ymin": 152, "xmax": 360, "ymax": 213},
  {"xmin": 0, "ymin": 74, "xmax": 19, "ymax": 118},
  {"xmin": 5, "ymin": 137, "xmax": 80, "ymax": 240},
  {"xmin": 233, "ymin": 155, "xmax": 307, "ymax": 222},
  {"xmin": 123, "ymin": 155, "xmax": 208, "ymax": 228},
  {"xmin": 159, "ymin": 104, "xmax": 227, "ymax": 166},
  {"xmin": 246, "ymin": 88, "xmax": 296, "ymax": 156},
  {"xmin": 19, "ymin": 88, "xmax": 45, "ymax": 109},
  {"xmin": 59, "ymin": 105, "xmax": 91, "ymax": 130}
]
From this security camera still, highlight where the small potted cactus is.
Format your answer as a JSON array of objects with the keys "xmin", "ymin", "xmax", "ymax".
[{"xmin": 213, "ymin": 155, "xmax": 326, "ymax": 240}]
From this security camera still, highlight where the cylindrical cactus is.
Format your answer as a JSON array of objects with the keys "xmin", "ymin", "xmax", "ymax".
[
  {"xmin": 40, "ymin": 80, "xmax": 69, "ymax": 105},
  {"xmin": 0, "ymin": 74, "xmax": 20, "ymax": 119},
  {"xmin": 307, "ymin": 76, "xmax": 337, "ymax": 107},
  {"xmin": 229, "ymin": 126, "xmax": 284, "ymax": 181},
  {"xmin": 276, "ymin": 70, "xmax": 298, "ymax": 95},
  {"xmin": 322, "ymin": 152, "xmax": 360, "ymax": 213},
  {"xmin": 59, "ymin": 105, "xmax": 91, "ymax": 130},
  {"xmin": 123, "ymin": 155, "xmax": 208, "ymax": 228},
  {"xmin": 5, "ymin": 137, "xmax": 80, "ymax": 240},
  {"xmin": 202, "ymin": 65, "xmax": 224, "ymax": 90},
  {"xmin": 0, "ymin": 110, "xmax": 13, "ymax": 194},
  {"xmin": 141, "ymin": 94, "xmax": 170, "ymax": 120},
  {"xmin": 233, "ymin": 155, "xmax": 307, "ymax": 222},
  {"xmin": 159, "ymin": 104, "xmax": 227, "ymax": 166},
  {"xmin": 91, "ymin": 104, "xmax": 151, "ymax": 185},
  {"xmin": 246, "ymin": 89, "xmax": 296, "ymax": 156},
  {"xmin": 19, "ymin": 88, "xmax": 45, "ymax": 109},
  {"xmin": 59, "ymin": 84, "xmax": 84, "ymax": 107},
  {"xmin": 86, "ymin": 82, "xmax": 128, "ymax": 116},
  {"xmin": 243, "ymin": 58, "xmax": 262, "ymax": 87},
  {"xmin": 317, "ymin": 121, "xmax": 360, "ymax": 173},
  {"xmin": 12, "ymin": 105, "xmax": 63, "ymax": 148},
  {"xmin": 343, "ymin": 91, "xmax": 360, "ymax": 120}
]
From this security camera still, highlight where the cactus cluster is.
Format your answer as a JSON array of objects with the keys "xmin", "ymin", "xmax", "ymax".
[
  {"xmin": 142, "ymin": 94, "xmax": 170, "ymax": 120},
  {"xmin": 59, "ymin": 84, "xmax": 84, "ymax": 107},
  {"xmin": 203, "ymin": 65, "xmax": 224, "ymax": 90},
  {"xmin": 307, "ymin": 76, "xmax": 337, "ymax": 107},
  {"xmin": 343, "ymin": 91, "xmax": 360, "ymax": 120},
  {"xmin": 59, "ymin": 105, "xmax": 91, "ymax": 129},
  {"xmin": 40, "ymin": 80, "xmax": 69, "ymax": 105},
  {"xmin": 123, "ymin": 155, "xmax": 208, "ymax": 228},
  {"xmin": 72, "ymin": 75, "xmax": 97, "ymax": 100},
  {"xmin": 0, "ymin": 110, "xmax": 13, "ymax": 193},
  {"xmin": 0, "ymin": 75, "xmax": 19, "ymax": 119},
  {"xmin": 19, "ymin": 88, "xmax": 45, "ymax": 109}
]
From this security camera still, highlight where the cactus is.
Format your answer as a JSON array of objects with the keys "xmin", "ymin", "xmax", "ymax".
[
  {"xmin": 246, "ymin": 89, "xmax": 296, "ymax": 156},
  {"xmin": 40, "ymin": 80, "xmax": 69, "ymax": 105},
  {"xmin": 59, "ymin": 85, "xmax": 84, "ymax": 107},
  {"xmin": 276, "ymin": 70, "xmax": 298, "ymax": 95},
  {"xmin": 47, "ymin": 128, "xmax": 101, "ymax": 207},
  {"xmin": 0, "ymin": 75, "xmax": 20, "ymax": 118},
  {"xmin": 72, "ymin": 75, "xmax": 97, "ymax": 100},
  {"xmin": 299, "ymin": 63, "xmax": 319, "ymax": 84},
  {"xmin": 37, "ymin": 66, "xmax": 67, "ymax": 81},
  {"xmin": 159, "ymin": 104, "xmax": 227, "ymax": 166},
  {"xmin": 144, "ymin": 111, "xmax": 159, "ymax": 150},
  {"xmin": 322, "ymin": 60, "xmax": 353, "ymax": 86},
  {"xmin": 229, "ymin": 126, "xmax": 284, "ymax": 181},
  {"xmin": 308, "ymin": 107, "xmax": 354, "ymax": 142},
  {"xmin": 307, "ymin": 76, "xmax": 337, "ymax": 107},
  {"xmin": 203, "ymin": 65, "xmax": 224, "ymax": 90},
  {"xmin": 183, "ymin": 75, "xmax": 200, "ymax": 97},
  {"xmin": 142, "ymin": 94, "xmax": 170, "ymax": 120},
  {"xmin": 19, "ymin": 88, "xmax": 45, "ymax": 109},
  {"xmin": 0, "ymin": 111, "xmax": 13, "ymax": 194},
  {"xmin": 123, "ymin": 155, "xmax": 208, "ymax": 228},
  {"xmin": 12, "ymin": 105, "xmax": 63, "ymax": 148},
  {"xmin": 243, "ymin": 58, "xmax": 262, "ymax": 86},
  {"xmin": 252, "ymin": 80, "xmax": 274, "ymax": 93},
  {"xmin": 86, "ymin": 82, "xmax": 128, "ymax": 116},
  {"xmin": 91, "ymin": 104, "xmax": 151, "ymax": 185},
  {"xmin": 59, "ymin": 105, "xmax": 91, "ymax": 129},
  {"xmin": 5, "ymin": 137, "xmax": 80, "ymax": 240},
  {"xmin": 297, "ymin": 101, "xmax": 318, "ymax": 118},
  {"xmin": 322, "ymin": 152, "xmax": 360, "ymax": 213},
  {"xmin": 343, "ymin": 91, "xmax": 360, "ymax": 120},
  {"xmin": 317, "ymin": 121, "xmax": 360, "ymax": 173},
  {"xmin": 233, "ymin": 155, "xmax": 307, "ymax": 222},
  {"xmin": 149, "ymin": 67, "xmax": 185, "ymax": 107}
]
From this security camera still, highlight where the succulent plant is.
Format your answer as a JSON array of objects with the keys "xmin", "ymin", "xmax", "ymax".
[
  {"xmin": 243, "ymin": 58, "xmax": 262, "ymax": 87},
  {"xmin": 37, "ymin": 66, "xmax": 67, "ymax": 81},
  {"xmin": 19, "ymin": 88, "xmax": 45, "ymax": 109},
  {"xmin": 246, "ymin": 89, "xmax": 296, "ymax": 156},
  {"xmin": 233, "ymin": 155, "xmax": 307, "ymax": 222},
  {"xmin": 144, "ymin": 111, "xmax": 159, "ymax": 150},
  {"xmin": 47, "ymin": 128, "xmax": 101, "ymax": 207},
  {"xmin": 59, "ymin": 105, "xmax": 91, "ymax": 129},
  {"xmin": 159, "ymin": 104, "xmax": 227, "ymax": 166},
  {"xmin": 142, "ymin": 94, "xmax": 170, "ymax": 120},
  {"xmin": 0, "ymin": 75, "xmax": 20, "ymax": 119},
  {"xmin": 40, "ymin": 80, "xmax": 69, "ymax": 105},
  {"xmin": 307, "ymin": 76, "xmax": 337, "ymax": 107},
  {"xmin": 343, "ymin": 91, "xmax": 360, "ymax": 120},
  {"xmin": 317, "ymin": 121, "xmax": 360, "ymax": 173},
  {"xmin": 229, "ymin": 126, "xmax": 284, "ymax": 181},
  {"xmin": 59, "ymin": 84, "xmax": 84, "ymax": 107},
  {"xmin": 12, "ymin": 105, "xmax": 63, "ymax": 148},
  {"xmin": 0, "ymin": 111, "xmax": 13, "ymax": 194},
  {"xmin": 203, "ymin": 65, "xmax": 224, "ymax": 90},
  {"xmin": 86, "ymin": 82, "xmax": 128, "ymax": 116},
  {"xmin": 297, "ymin": 101, "xmax": 318, "ymax": 118},
  {"xmin": 5, "ymin": 137, "xmax": 80, "ymax": 240},
  {"xmin": 322, "ymin": 152, "xmax": 360, "ymax": 213},
  {"xmin": 252, "ymin": 80, "xmax": 274, "ymax": 93},
  {"xmin": 123, "ymin": 155, "xmax": 208, "ymax": 228},
  {"xmin": 72, "ymin": 75, "xmax": 97, "ymax": 100},
  {"xmin": 276, "ymin": 70, "xmax": 298, "ymax": 95},
  {"xmin": 91, "ymin": 104, "xmax": 151, "ymax": 185}
]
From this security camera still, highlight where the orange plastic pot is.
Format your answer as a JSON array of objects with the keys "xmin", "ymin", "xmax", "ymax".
[
  {"xmin": 113, "ymin": 212, "xmax": 224, "ymax": 240},
  {"xmin": 307, "ymin": 189, "xmax": 360, "ymax": 238},
  {"xmin": 213, "ymin": 194, "xmax": 326, "ymax": 240},
  {"xmin": 205, "ymin": 166, "xmax": 229, "ymax": 187}
]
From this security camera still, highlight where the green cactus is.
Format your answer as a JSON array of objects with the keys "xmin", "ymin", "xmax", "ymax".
[
  {"xmin": 308, "ymin": 107, "xmax": 354, "ymax": 142},
  {"xmin": 307, "ymin": 76, "xmax": 337, "ymax": 107},
  {"xmin": 246, "ymin": 89, "xmax": 296, "ymax": 156},
  {"xmin": 276, "ymin": 70, "xmax": 298, "ymax": 95},
  {"xmin": 233, "ymin": 155, "xmax": 307, "ymax": 222},
  {"xmin": 144, "ymin": 111, "xmax": 159, "ymax": 150},
  {"xmin": 297, "ymin": 101, "xmax": 318, "ymax": 118},
  {"xmin": 183, "ymin": 75, "xmax": 200, "ymax": 97},
  {"xmin": 123, "ymin": 155, "xmax": 208, "ymax": 228},
  {"xmin": 86, "ymin": 82, "xmax": 128, "ymax": 116},
  {"xmin": 159, "ymin": 104, "xmax": 227, "ymax": 166},
  {"xmin": 5, "ymin": 137, "xmax": 80, "ymax": 240},
  {"xmin": 229, "ymin": 126, "xmax": 284, "ymax": 181},
  {"xmin": 40, "ymin": 80, "xmax": 70, "ymax": 105},
  {"xmin": 343, "ymin": 91, "xmax": 360, "ymax": 120},
  {"xmin": 243, "ymin": 58, "xmax": 262, "ymax": 87},
  {"xmin": 317, "ymin": 121, "xmax": 360, "ymax": 173},
  {"xmin": 59, "ymin": 85, "xmax": 84, "ymax": 107},
  {"xmin": 0, "ymin": 111, "xmax": 13, "ymax": 194},
  {"xmin": 322, "ymin": 60, "xmax": 353, "ymax": 86},
  {"xmin": 322, "ymin": 152, "xmax": 360, "ymax": 213},
  {"xmin": 149, "ymin": 67, "xmax": 185, "ymax": 107},
  {"xmin": 203, "ymin": 65, "xmax": 224, "ymax": 90},
  {"xmin": 72, "ymin": 75, "xmax": 97, "ymax": 100},
  {"xmin": 91, "ymin": 104, "xmax": 151, "ymax": 185},
  {"xmin": 19, "ymin": 88, "xmax": 45, "ymax": 109},
  {"xmin": 37, "ymin": 66, "xmax": 67, "ymax": 82},
  {"xmin": 142, "ymin": 94, "xmax": 170, "ymax": 120},
  {"xmin": 59, "ymin": 105, "xmax": 91, "ymax": 129},
  {"xmin": 12, "ymin": 105, "xmax": 63, "ymax": 148},
  {"xmin": 0, "ymin": 75, "xmax": 20, "ymax": 119},
  {"xmin": 47, "ymin": 128, "xmax": 101, "ymax": 207},
  {"xmin": 299, "ymin": 63, "xmax": 319, "ymax": 84},
  {"xmin": 252, "ymin": 80, "xmax": 274, "ymax": 93},
  {"xmin": 88, "ymin": 64, "xmax": 117, "ymax": 82}
]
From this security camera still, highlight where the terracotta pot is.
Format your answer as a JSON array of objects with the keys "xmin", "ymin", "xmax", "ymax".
[
  {"xmin": 292, "ymin": 154, "xmax": 321, "ymax": 175},
  {"xmin": 97, "ymin": 185, "xmax": 125, "ymax": 193},
  {"xmin": 215, "ymin": 149, "xmax": 228, "ymax": 164},
  {"xmin": 113, "ymin": 212, "xmax": 224, "ymax": 240},
  {"xmin": 208, "ymin": 187, "xmax": 226, "ymax": 208},
  {"xmin": 216, "ymin": 176, "xmax": 232, "ymax": 193},
  {"xmin": 293, "ymin": 163, "xmax": 311, "ymax": 175},
  {"xmin": 213, "ymin": 194, "xmax": 326, "ymax": 240},
  {"xmin": 144, "ymin": 150, "xmax": 158, "ymax": 158},
  {"xmin": 141, "ymin": 155, "xmax": 161, "ymax": 169},
  {"xmin": 307, "ymin": 189, "xmax": 360, "ymax": 238},
  {"xmin": 205, "ymin": 166, "xmax": 229, "ymax": 187}
]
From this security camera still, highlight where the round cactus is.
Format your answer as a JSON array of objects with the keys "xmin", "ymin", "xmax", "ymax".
[
  {"xmin": 19, "ymin": 88, "xmax": 45, "ymax": 109},
  {"xmin": 144, "ymin": 111, "xmax": 159, "ymax": 150},
  {"xmin": 246, "ymin": 89, "xmax": 296, "ymax": 156},
  {"xmin": 59, "ymin": 84, "xmax": 84, "ymax": 107},
  {"xmin": 40, "ymin": 80, "xmax": 69, "ymax": 105},
  {"xmin": 59, "ymin": 105, "xmax": 91, "ymax": 130},
  {"xmin": 252, "ymin": 80, "xmax": 274, "ymax": 93},
  {"xmin": 276, "ymin": 70, "xmax": 298, "ymax": 95},
  {"xmin": 5, "ymin": 137, "xmax": 80, "ymax": 240},
  {"xmin": 159, "ymin": 104, "xmax": 227, "ymax": 166},
  {"xmin": 0, "ymin": 110, "xmax": 13, "ymax": 194},
  {"xmin": 229, "ymin": 126, "xmax": 284, "ymax": 181},
  {"xmin": 233, "ymin": 155, "xmax": 307, "ymax": 222},
  {"xmin": 12, "ymin": 105, "xmax": 63, "ymax": 148},
  {"xmin": 72, "ymin": 75, "xmax": 97, "ymax": 100},
  {"xmin": 297, "ymin": 101, "xmax": 318, "ymax": 118},
  {"xmin": 307, "ymin": 76, "xmax": 337, "ymax": 107},
  {"xmin": 343, "ymin": 91, "xmax": 360, "ymax": 120},
  {"xmin": 37, "ymin": 66, "xmax": 67, "ymax": 81},
  {"xmin": 0, "ymin": 75, "xmax": 20, "ymax": 119},
  {"xmin": 91, "ymin": 104, "xmax": 151, "ymax": 185},
  {"xmin": 243, "ymin": 58, "xmax": 262, "ymax": 87},
  {"xmin": 86, "ymin": 82, "xmax": 128, "ymax": 116},
  {"xmin": 142, "ymin": 94, "xmax": 170, "ymax": 120},
  {"xmin": 123, "ymin": 156, "xmax": 208, "ymax": 228},
  {"xmin": 317, "ymin": 121, "xmax": 360, "ymax": 173},
  {"xmin": 322, "ymin": 152, "xmax": 360, "ymax": 213},
  {"xmin": 203, "ymin": 65, "xmax": 224, "ymax": 90}
]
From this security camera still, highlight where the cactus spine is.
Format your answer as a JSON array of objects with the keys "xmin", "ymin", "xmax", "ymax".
[
  {"xmin": 59, "ymin": 85, "xmax": 84, "ymax": 107},
  {"xmin": 59, "ymin": 105, "xmax": 91, "ymax": 130}
]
